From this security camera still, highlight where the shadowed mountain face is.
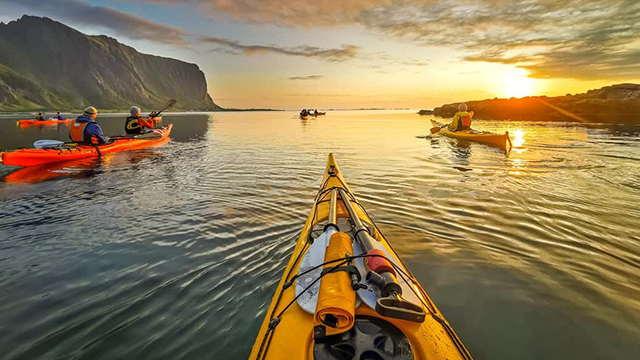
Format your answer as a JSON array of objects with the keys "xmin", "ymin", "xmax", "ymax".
[
  {"xmin": 431, "ymin": 84, "xmax": 640, "ymax": 124},
  {"xmin": 0, "ymin": 15, "xmax": 221, "ymax": 112}
]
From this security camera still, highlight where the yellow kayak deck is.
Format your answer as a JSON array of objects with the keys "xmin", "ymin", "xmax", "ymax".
[
  {"xmin": 250, "ymin": 153, "xmax": 472, "ymax": 359},
  {"xmin": 431, "ymin": 119, "xmax": 511, "ymax": 148}
]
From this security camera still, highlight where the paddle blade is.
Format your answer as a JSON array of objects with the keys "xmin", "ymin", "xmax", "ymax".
[
  {"xmin": 149, "ymin": 99, "xmax": 177, "ymax": 118},
  {"xmin": 34, "ymin": 139, "xmax": 64, "ymax": 149},
  {"xmin": 161, "ymin": 99, "xmax": 177, "ymax": 112},
  {"xmin": 430, "ymin": 126, "xmax": 442, "ymax": 134}
]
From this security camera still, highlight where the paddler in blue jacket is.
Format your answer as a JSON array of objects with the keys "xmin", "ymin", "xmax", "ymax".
[
  {"xmin": 69, "ymin": 106, "xmax": 111, "ymax": 145},
  {"xmin": 56, "ymin": 111, "xmax": 66, "ymax": 120}
]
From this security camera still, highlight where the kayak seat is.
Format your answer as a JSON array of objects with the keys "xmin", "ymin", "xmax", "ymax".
[{"xmin": 313, "ymin": 316, "xmax": 414, "ymax": 360}]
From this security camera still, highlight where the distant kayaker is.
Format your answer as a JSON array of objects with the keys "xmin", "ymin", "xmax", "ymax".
[
  {"xmin": 70, "ymin": 106, "xmax": 111, "ymax": 145},
  {"xmin": 55, "ymin": 111, "xmax": 66, "ymax": 121},
  {"xmin": 300, "ymin": 109, "xmax": 308, "ymax": 116},
  {"xmin": 125, "ymin": 106, "xmax": 154, "ymax": 134},
  {"xmin": 448, "ymin": 103, "xmax": 474, "ymax": 132},
  {"xmin": 314, "ymin": 109, "xmax": 319, "ymax": 116},
  {"xmin": 35, "ymin": 112, "xmax": 46, "ymax": 121}
]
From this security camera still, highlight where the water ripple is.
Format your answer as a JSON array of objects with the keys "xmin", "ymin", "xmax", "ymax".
[{"xmin": 1, "ymin": 112, "xmax": 639, "ymax": 359}]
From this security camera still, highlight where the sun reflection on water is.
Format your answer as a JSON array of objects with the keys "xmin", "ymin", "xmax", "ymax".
[
  {"xmin": 508, "ymin": 157, "xmax": 526, "ymax": 175},
  {"xmin": 507, "ymin": 130, "xmax": 528, "ymax": 175},
  {"xmin": 512, "ymin": 130, "xmax": 525, "ymax": 147}
]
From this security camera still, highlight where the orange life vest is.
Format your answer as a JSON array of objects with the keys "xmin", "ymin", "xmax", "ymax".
[
  {"xmin": 70, "ymin": 121, "xmax": 98, "ymax": 144},
  {"xmin": 461, "ymin": 115, "xmax": 471, "ymax": 127}
]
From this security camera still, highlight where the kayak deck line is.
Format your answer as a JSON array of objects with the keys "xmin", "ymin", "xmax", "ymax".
[{"xmin": 250, "ymin": 153, "xmax": 473, "ymax": 360}]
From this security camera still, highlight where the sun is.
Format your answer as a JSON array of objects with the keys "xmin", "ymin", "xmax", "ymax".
[{"xmin": 503, "ymin": 76, "xmax": 533, "ymax": 98}]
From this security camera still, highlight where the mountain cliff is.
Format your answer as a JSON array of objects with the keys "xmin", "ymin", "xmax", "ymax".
[
  {"xmin": 429, "ymin": 84, "xmax": 640, "ymax": 124},
  {"xmin": 0, "ymin": 16, "xmax": 221, "ymax": 111}
]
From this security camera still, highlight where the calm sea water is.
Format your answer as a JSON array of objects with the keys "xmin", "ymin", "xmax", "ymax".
[{"xmin": 1, "ymin": 111, "xmax": 639, "ymax": 359}]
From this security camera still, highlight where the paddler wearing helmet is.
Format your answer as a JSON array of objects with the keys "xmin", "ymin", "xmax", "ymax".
[
  {"xmin": 69, "ymin": 106, "xmax": 111, "ymax": 145},
  {"xmin": 125, "ymin": 106, "xmax": 154, "ymax": 134},
  {"xmin": 448, "ymin": 103, "xmax": 475, "ymax": 132}
]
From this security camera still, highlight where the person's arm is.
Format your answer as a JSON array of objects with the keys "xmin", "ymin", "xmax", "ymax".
[
  {"xmin": 139, "ymin": 117, "xmax": 154, "ymax": 129},
  {"xmin": 88, "ymin": 123, "xmax": 111, "ymax": 144},
  {"xmin": 448, "ymin": 114, "xmax": 460, "ymax": 130}
]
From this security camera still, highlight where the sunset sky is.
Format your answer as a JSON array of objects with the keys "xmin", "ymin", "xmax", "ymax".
[{"xmin": 1, "ymin": 0, "xmax": 638, "ymax": 109}]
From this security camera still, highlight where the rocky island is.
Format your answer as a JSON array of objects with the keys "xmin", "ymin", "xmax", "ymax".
[
  {"xmin": 423, "ymin": 83, "xmax": 640, "ymax": 124},
  {"xmin": 0, "ymin": 16, "xmax": 221, "ymax": 112}
]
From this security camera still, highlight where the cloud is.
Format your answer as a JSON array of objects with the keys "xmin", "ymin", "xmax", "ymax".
[
  {"xmin": 9, "ymin": 0, "xmax": 639, "ymax": 80},
  {"xmin": 357, "ymin": 0, "xmax": 640, "ymax": 80},
  {"xmin": 285, "ymin": 92, "xmax": 378, "ymax": 98},
  {"xmin": 2, "ymin": 0, "xmax": 362, "ymax": 62},
  {"xmin": 398, "ymin": 60, "xmax": 428, "ymax": 67},
  {"xmin": 209, "ymin": 47, "xmax": 243, "ymax": 55},
  {"xmin": 200, "ymin": 36, "xmax": 360, "ymax": 62},
  {"xmin": 463, "ymin": 53, "xmax": 531, "ymax": 65},
  {"xmin": 128, "ymin": 0, "xmax": 640, "ymax": 81},
  {"xmin": 123, "ymin": 0, "xmax": 378, "ymax": 26},
  {"xmin": 288, "ymin": 75, "xmax": 324, "ymax": 80},
  {"xmin": 0, "ymin": 0, "xmax": 188, "ymax": 46},
  {"xmin": 364, "ymin": 52, "xmax": 429, "ymax": 71}
]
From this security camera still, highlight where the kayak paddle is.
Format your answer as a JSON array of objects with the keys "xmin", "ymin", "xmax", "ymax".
[
  {"xmin": 149, "ymin": 98, "xmax": 177, "ymax": 118},
  {"xmin": 34, "ymin": 139, "xmax": 64, "ymax": 148},
  {"xmin": 429, "ymin": 121, "xmax": 448, "ymax": 134},
  {"xmin": 337, "ymin": 187, "xmax": 426, "ymax": 322}
]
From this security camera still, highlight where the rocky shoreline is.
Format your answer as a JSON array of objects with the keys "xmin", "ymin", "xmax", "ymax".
[{"xmin": 420, "ymin": 84, "xmax": 640, "ymax": 124}]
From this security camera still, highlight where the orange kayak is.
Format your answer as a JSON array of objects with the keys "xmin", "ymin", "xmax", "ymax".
[
  {"xmin": 18, "ymin": 119, "xmax": 73, "ymax": 125},
  {"xmin": 4, "ymin": 138, "xmax": 170, "ymax": 183},
  {"xmin": 1, "ymin": 124, "xmax": 173, "ymax": 167}
]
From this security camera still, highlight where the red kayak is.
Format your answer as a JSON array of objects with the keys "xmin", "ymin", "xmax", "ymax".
[
  {"xmin": 1, "ymin": 124, "xmax": 173, "ymax": 167},
  {"xmin": 18, "ymin": 119, "xmax": 73, "ymax": 125}
]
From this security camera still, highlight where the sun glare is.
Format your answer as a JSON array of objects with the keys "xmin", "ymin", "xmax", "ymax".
[
  {"xmin": 503, "ymin": 76, "xmax": 533, "ymax": 98},
  {"xmin": 512, "ymin": 130, "xmax": 525, "ymax": 147}
]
